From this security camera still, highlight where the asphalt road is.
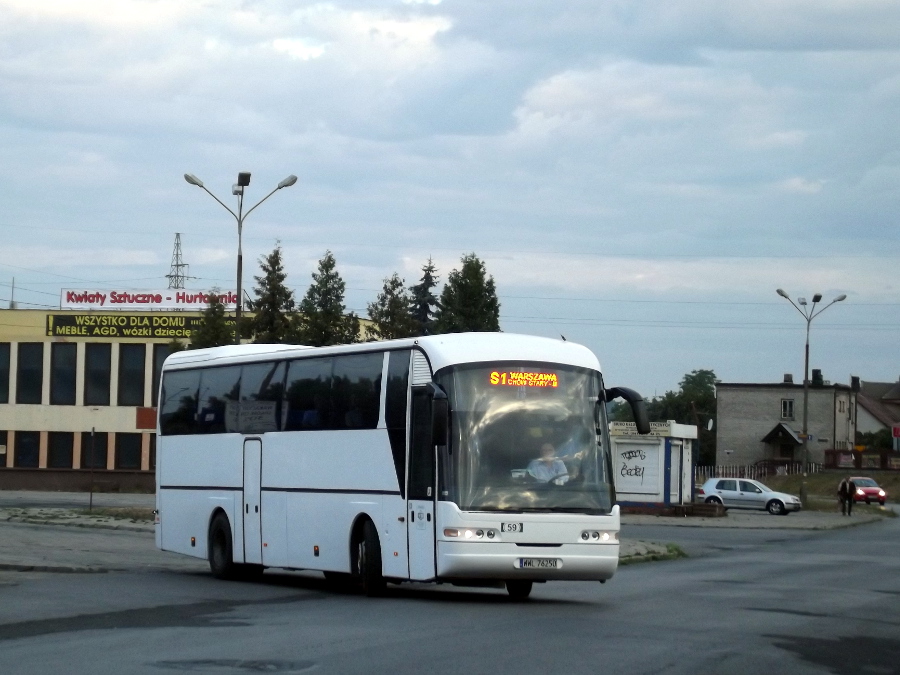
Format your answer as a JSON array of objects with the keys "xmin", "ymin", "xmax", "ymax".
[{"xmin": 0, "ymin": 512, "xmax": 897, "ymax": 674}]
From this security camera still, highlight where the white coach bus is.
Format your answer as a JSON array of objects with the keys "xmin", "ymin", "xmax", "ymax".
[{"xmin": 155, "ymin": 332, "xmax": 649, "ymax": 599}]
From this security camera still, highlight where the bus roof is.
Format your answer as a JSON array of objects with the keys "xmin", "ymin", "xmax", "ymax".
[{"xmin": 163, "ymin": 332, "xmax": 601, "ymax": 373}]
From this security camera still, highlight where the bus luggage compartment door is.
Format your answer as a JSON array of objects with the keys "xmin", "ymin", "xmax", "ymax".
[{"xmin": 243, "ymin": 438, "xmax": 263, "ymax": 565}]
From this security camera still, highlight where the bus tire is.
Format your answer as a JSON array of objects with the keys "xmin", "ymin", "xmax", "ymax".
[
  {"xmin": 356, "ymin": 520, "xmax": 386, "ymax": 597},
  {"xmin": 208, "ymin": 513, "xmax": 237, "ymax": 580},
  {"xmin": 506, "ymin": 580, "xmax": 533, "ymax": 600}
]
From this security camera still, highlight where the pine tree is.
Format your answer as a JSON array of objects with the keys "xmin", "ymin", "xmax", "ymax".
[
  {"xmin": 189, "ymin": 290, "xmax": 235, "ymax": 348},
  {"xmin": 408, "ymin": 257, "xmax": 440, "ymax": 336},
  {"xmin": 249, "ymin": 244, "xmax": 295, "ymax": 344},
  {"xmin": 167, "ymin": 337, "xmax": 187, "ymax": 353},
  {"xmin": 434, "ymin": 253, "xmax": 501, "ymax": 333},
  {"xmin": 292, "ymin": 250, "xmax": 360, "ymax": 346},
  {"xmin": 366, "ymin": 272, "xmax": 418, "ymax": 341}
]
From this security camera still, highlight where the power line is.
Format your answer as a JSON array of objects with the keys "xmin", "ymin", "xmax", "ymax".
[{"xmin": 0, "ymin": 298, "xmax": 58, "ymax": 309}]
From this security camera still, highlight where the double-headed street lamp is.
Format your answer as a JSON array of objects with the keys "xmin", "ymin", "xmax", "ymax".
[
  {"xmin": 776, "ymin": 288, "xmax": 847, "ymax": 503},
  {"xmin": 184, "ymin": 172, "xmax": 297, "ymax": 344}
]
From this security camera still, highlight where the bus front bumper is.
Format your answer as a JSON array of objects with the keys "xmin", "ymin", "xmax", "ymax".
[{"xmin": 436, "ymin": 541, "xmax": 619, "ymax": 581}]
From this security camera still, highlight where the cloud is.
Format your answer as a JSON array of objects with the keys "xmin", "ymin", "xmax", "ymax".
[
  {"xmin": 272, "ymin": 38, "xmax": 325, "ymax": 61},
  {"xmin": 0, "ymin": 0, "xmax": 898, "ymax": 393},
  {"xmin": 777, "ymin": 177, "xmax": 824, "ymax": 194},
  {"xmin": 0, "ymin": 247, "xmax": 162, "ymax": 269},
  {"xmin": 481, "ymin": 252, "xmax": 893, "ymax": 299}
]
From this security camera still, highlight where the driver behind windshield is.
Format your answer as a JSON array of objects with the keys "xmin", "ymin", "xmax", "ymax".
[{"xmin": 527, "ymin": 443, "xmax": 570, "ymax": 484}]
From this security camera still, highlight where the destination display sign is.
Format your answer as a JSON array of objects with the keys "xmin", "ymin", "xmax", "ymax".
[
  {"xmin": 46, "ymin": 314, "xmax": 235, "ymax": 339},
  {"xmin": 489, "ymin": 371, "xmax": 559, "ymax": 387}
]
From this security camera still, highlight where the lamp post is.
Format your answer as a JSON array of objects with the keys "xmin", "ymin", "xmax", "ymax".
[
  {"xmin": 776, "ymin": 289, "xmax": 847, "ymax": 504},
  {"xmin": 184, "ymin": 172, "xmax": 298, "ymax": 344}
]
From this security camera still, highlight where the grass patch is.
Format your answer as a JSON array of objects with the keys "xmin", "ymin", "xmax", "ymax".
[
  {"xmin": 762, "ymin": 470, "xmax": 899, "ymax": 502},
  {"xmin": 72, "ymin": 507, "xmax": 154, "ymax": 522},
  {"xmin": 620, "ymin": 543, "xmax": 687, "ymax": 566}
]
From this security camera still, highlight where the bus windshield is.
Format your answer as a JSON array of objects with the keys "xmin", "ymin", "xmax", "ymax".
[{"xmin": 437, "ymin": 362, "xmax": 614, "ymax": 514}]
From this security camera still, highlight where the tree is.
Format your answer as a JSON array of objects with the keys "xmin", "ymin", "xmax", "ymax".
[
  {"xmin": 366, "ymin": 272, "xmax": 418, "ymax": 341},
  {"xmin": 408, "ymin": 257, "xmax": 439, "ymax": 336},
  {"xmin": 609, "ymin": 369, "xmax": 718, "ymax": 463},
  {"xmin": 856, "ymin": 428, "xmax": 892, "ymax": 450},
  {"xmin": 167, "ymin": 337, "xmax": 187, "ymax": 354},
  {"xmin": 434, "ymin": 253, "xmax": 500, "ymax": 333},
  {"xmin": 292, "ymin": 250, "xmax": 360, "ymax": 346},
  {"xmin": 189, "ymin": 290, "xmax": 234, "ymax": 349},
  {"xmin": 249, "ymin": 244, "xmax": 295, "ymax": 344}
]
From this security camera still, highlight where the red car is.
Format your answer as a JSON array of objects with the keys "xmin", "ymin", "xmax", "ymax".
[{"xmin": 851, "ymin": 477, "xmax": 887, "ymax": 505}]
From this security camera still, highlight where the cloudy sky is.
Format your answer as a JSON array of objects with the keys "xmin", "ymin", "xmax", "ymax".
[{"xmin": 1, "ymin": 0, "xmax": 898, "ymax": 395}]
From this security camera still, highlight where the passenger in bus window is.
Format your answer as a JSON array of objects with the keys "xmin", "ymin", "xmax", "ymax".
[
  {"xmin": 344, "ymin": 393, "xmax": 365, "ymax": 428},
  {"xmin": 527, "ymin": 443, "xmax": 570, "ymax": 484}
]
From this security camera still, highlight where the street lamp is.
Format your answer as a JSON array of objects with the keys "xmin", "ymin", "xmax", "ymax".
[
  {"xmin": 184, "ymin": 172, "xmax": 297, "ymax": 344},
  {"xmin": 776, "ymin": 288, "xmax": 847, "ymax": 504}
]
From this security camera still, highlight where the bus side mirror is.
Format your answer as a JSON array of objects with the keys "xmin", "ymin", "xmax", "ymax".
[
  {"xmin": 605, "ymin": 387, "xmax": 651, "ymax": 435},
  {"xmin": 427, "ymin": 383, "xmax": 448, "ymax": 446}
]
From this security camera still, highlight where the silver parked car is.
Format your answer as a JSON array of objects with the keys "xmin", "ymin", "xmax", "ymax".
[{"xmin": 696, "ymin": 478, "xmax": 802, "ymax": 515}]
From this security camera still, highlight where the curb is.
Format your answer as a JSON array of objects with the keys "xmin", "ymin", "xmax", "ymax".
[
  {"xmin": 621, "ymin": 513, "xmax": 888, "ymax": 530},
  {"xmin": 0, "ymin": 516, "xmax": 152, "ymax": 533},
  {"xmin": 0, "ymin": 562, "xmax": 111, "ymax": 574}
]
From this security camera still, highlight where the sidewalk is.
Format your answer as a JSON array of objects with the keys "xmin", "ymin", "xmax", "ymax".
[{"xmin": 622, "ymin": 506, "xmax": 894, "ymax": 529}]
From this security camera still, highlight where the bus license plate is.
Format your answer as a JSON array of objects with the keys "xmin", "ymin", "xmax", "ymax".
[
  {"xmin": 517, "ymin": 558, "xmax": 560, "ymax": 569},
  {"xmin": 501, "ymin": 522, "xmax": 524, "ymax": 533}
]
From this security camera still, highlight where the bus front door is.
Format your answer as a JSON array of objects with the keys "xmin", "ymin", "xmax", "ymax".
[
  {"xmin": 407, "ymin": 389, "xmax": 436, "ymax": 580},
  {"xmin": 243, "ymin": 438, "xmax": 263, "ymax": 565}
]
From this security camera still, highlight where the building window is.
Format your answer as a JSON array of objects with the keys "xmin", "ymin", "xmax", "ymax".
[
  {"xmin": 0, "ymin": 430, "xmax": 7, "ymax": 465},
  {"xmin": 14, "ymin": 431, "xmax": 40, "ymax": 468},
  {"xmin": 152, "ymin": 344, "xmax": 173, "ymax": 407},
  {"xmin": 838, "ymin": 400, "xmax": 845, "ymax": 413},
  {"xmin": 48, "ymin": 432, "xmax": 74, "ymax": 468},
  {"xmin": 149, "ymin": 434, "xmax": 156, "ymax": 470},
  {"xmin": 118, "ymin": 344, "xmax": 146, "ymax": 407},
  {"xmin": 781, "ymin": 399, "xmax": 794, "ymax": 420},
  {"xmin": 80, "ymin": 431, "xmax": 108, "ymax": 469},
  {"xmin": 50, "ymin": 343, "xmax": 77, "ymax": 406},
  {"xmin": 16, "ymin": 343, "xmax": 44, "ymax": 404},
  {"xmin": 0, "ymin": 343, "xmax": 10, "ymax": 404},
  {"xmin": 115, "ymin": 433, "xmax": 142, "ymax": 470},
  {"xmin": 84, "ymin": 344, "xmax": 111, "ymax": 406}
]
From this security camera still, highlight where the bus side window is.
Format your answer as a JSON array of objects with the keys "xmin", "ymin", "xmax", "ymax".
[
  {"xmin": 159, "ymin": 369, "xmax": 201, "ymax": 436},
  {"xmin": 239, "ymin": 361, "xmax": 286, "ymax": 434},
  {"xmin": 385, "ymin": 350, "xmax": 411, "ymax": 495},
  {"xmin": 331, "ymin": 353, "xmax": 382, "ymax": 430},
  {"xmin": 197, "ymin": 366, "xmax": 241, "ymax": 434},
  {"xmin": 283, "ymin": 358, "xmax": 332, "ymax": 431}
]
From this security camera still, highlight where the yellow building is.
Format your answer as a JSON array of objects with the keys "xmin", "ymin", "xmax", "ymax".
[{"xmin": 0, "ymin": 308, "xmax": 216, "ymax": 490}]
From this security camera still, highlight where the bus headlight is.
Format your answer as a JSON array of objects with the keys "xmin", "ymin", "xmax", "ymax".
[{"xmin": 580, "ymin": 530, "xmax": 617, "ymax": 542}]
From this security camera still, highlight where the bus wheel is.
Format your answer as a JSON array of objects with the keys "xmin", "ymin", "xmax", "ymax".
[
  {"xmin": 356, "ymin": 520, "xmax": 386, "ymax": 597},
  {"xmin": 505, "ymin": 580, "xmax": 533, "ymax": 600},
  {"xmin": 208, "ymin": 513, "xmax": 237, "ymax": 580}
]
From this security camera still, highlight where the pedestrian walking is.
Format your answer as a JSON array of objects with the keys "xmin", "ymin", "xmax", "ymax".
[{"xmin": 837, "ymin": 477, "xmax": 857, "ymax": 516}]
